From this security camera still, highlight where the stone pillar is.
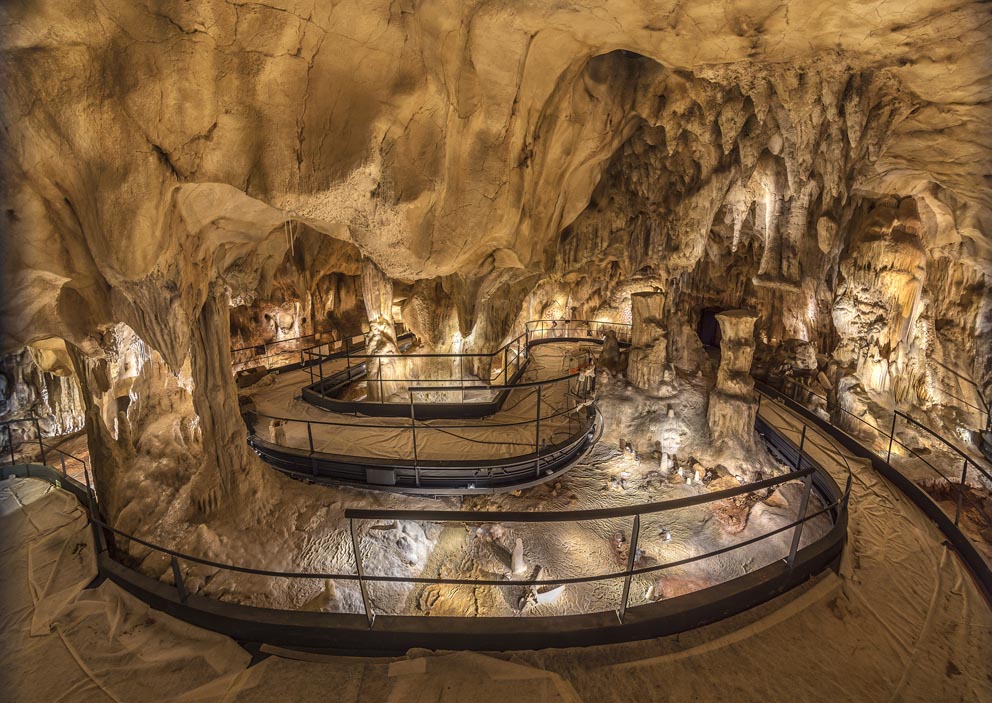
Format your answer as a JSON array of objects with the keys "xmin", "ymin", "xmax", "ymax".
[
  {"xmin": 627, "ymin": 291, "xmax": 668, "ymax": 391},
  {"xmin": 361, "ymin": 258, "xmax": 402, "ymax": 401},
  {"xmin": 707, "ymin": 310, "xmax": 760, "ymax": 448}
]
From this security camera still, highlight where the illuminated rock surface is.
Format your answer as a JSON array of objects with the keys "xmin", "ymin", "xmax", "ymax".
[{"xmin": 0, "ymin": 0, "xmax": 990, "ymax": 698}]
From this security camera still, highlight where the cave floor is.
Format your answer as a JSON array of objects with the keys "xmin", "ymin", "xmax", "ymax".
[
  {"xmin": 4, "ymin": 393, "xmax": 991, "ymax": 701},
  {"xmin": 248, "ymin": 342, "xmax": 600, "ymax": 460}
]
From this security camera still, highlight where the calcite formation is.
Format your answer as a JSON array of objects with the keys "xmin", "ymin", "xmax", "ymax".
[
  {"xmin": 0, "ymin": 0, "xmax": 988, "ymax": 530},
  {"xmin": 707, "ymin": 310, "xmax": 761, "ymax": 452},
  {"xmin": 627, "ymin": 291, "xmax": 668, "ymax": 391}
]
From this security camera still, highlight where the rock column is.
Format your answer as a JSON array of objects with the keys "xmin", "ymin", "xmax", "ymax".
[
  {"xmin": 627, "ymin": 291, "xmax": 668, "ymax": 391},
  {"xmin": 707, "ymin": 310, "xmax": 760, "ymax": 448}
]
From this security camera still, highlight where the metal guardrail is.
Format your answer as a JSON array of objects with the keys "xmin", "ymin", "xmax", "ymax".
[
  {"xmin": 299, "ymin": 319, "xmax": 632, "ymax": 409},
  {"xmin": 231, "ymin": 323, "xmax": 411, "ymax": 372},
  {"xmin": 1, "ymin": 417, "xmax": 92, "ymax": 487},
  {"xmin": 247, "ymin": 367, "xmax": 598, "ymax": 492},
  {"xmin": 759, "ymin": 373, "xmax": 992, "ymax": 536},
  {"xmin": 1, "ymin": 400, "xmax": 849, "ymax": 649},
  {"xmin": 245, "ymin": 320, "xmax": 626, "ymax": 491},
  {"xmin": 930, "ymin": 358, "xmax": 991, "ymax": 432}
]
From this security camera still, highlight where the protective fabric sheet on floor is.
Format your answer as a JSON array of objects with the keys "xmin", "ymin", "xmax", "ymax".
[
  {"xmin": 6, "ymin": 386, "xmax": 992, "ymax": 703},
  {"xmin": 0, "ymin": 477, "xmax": 111, "ymax": 703},
  {"xmin": 0, "ymin": 477, "xmax": 250, "ymax": 703},
  {"xmin": 219, "ymin": 650, "xmax": 582, "ymax": 702}
]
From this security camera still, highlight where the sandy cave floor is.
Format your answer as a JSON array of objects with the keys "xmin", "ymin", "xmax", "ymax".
[{"xmin": 3, "ymin": 394, "xmax": 991, "ymax": 702}]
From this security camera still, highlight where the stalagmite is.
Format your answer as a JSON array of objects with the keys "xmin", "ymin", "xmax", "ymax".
[
  {"xmin": 627, "ymin": 291, "xmax": 668, "ymax": 391},
  {"xmin": 707, "ymin": 310, "xmax": 760, "ymax": 453},
  {"xmin": 510, "ymin": 537, "xmax": 527, "ymax": 576}
]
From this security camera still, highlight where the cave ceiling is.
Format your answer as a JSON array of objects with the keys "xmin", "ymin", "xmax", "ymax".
[{"xmin": 0, "ymin": 0, "xmax": 989, "ymax": 366}]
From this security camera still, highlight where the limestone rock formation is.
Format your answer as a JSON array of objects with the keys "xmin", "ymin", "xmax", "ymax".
[
  {"xmin": 626, "ymin": 291, "xmax": 668, "ymax": 391},
  {"xmin": 707, "ymin": 310, "xmax": 761, "ymax": 452},
  {"xmin": 0, "ymin": 0, "xmax": 988, "ymax": 539}
]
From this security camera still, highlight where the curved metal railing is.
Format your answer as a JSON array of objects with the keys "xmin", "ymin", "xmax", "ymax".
[
  {"xmin": 759, "ymin": 373, "xmax": 992, "ymax": 549},
  {"xmin": 298, "ymin": 319, "xmax": 631, "ymax": 412},
  {"xmin": 243, "ymin": 320, "xmax": 630, "ymax": 491},
  {"xmin": 246, "ymin": 367, "xmax": 599, "ymax": 492},
  {"xmin": 231, "ymin": 323, "xmax": 412, "ymax": 372},
  {"xmin": 2, "ymin": 398, "xmax": 850, "ymax": 650},
  {"xmin": 1, "ymin": 417, "xmax": 92, "ymax": 486}
]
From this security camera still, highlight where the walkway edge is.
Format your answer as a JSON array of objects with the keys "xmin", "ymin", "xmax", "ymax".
[{"xmin": 756, "ymin": 380, "xmax": 992, "ymax": 607}]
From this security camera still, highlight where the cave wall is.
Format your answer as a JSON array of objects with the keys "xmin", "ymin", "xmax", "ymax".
[{"xmin": 1, "ymin": 0, "xmax": 989, "ymax": 519}]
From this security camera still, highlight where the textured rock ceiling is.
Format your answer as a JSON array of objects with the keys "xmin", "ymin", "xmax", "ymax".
[{"xmin": 1, "ymin": 0, "xmax": 990, "ymax": 364}]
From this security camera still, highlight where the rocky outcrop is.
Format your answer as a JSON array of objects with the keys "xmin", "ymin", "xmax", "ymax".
[
  {"xmin": 0, "ymin": 0, "xmax": 988, "ymax": 523},
  {"xmin": 627, "ymin": 291, "xmax": 668, "ymax": 391},
  {"xmin": 707, "ymin": 310, "xmax": 760, "ymax": 453}
]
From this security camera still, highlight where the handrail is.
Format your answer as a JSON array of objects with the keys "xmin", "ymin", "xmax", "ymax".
[
  {"xmin": 344, "ymin": 465, "xmax": 814, "ymax": 523},
  {"xmin": 761, "ymin": 373, "xmax": 991, "ymax": 530},
  {"xmin": 1, "ymin": 417, "xmax": 90, "ymax": 481},
  {"xmin": 300, "ymin": 319, "xmax": 626, "ymax": 411},
  {"xmin": 6, "ymin": 400, "xmax": 847, "ymax": 631},
  {"xmin": 930, "ymin": 357, "xmax": 991, "ymax": 422},
  {"xmin": 765, "ymin": 373, "xmax": 991, "ymax": 476}
]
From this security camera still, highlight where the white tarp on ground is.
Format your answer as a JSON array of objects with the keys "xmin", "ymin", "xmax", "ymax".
[{"xmin": 1, "ymin": 477, "xmax": 250, "ymax": 703}]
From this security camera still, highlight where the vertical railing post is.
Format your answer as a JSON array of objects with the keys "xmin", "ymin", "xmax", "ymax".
[
  {"xmin": 459, "ymin": 356, "xmax": 464, "ymax": 402},
  {"xmin": 319, "ymin": 351, "xmax": 324, "ymax": 391},
  {"xmin": 6, "ymin": 424, "xmax": 15, "ymax": 465},
  {"xmin": 787, "ymin": 471, "xmax": 814, "ymax": 568},
  {"xmin": 307, "ymin": 422, "xmax": 316, "ymax": 477},
  {"xmin": 60, "ymin": 454, "xmax": 67, "ymax": 477},
  {"xmin": 503, "ymin": 346, "xmax": 508, "ymax": 384},
  {"xmin": 618, "ymin": 513, "xmax": 640, "ymax": 623},
  {"xmin": 34, "ymin": 418, "xmax": 46, "ymax": 466},
  {"xmin": 535, "ymin": 385, "xmax": 543, "ymax": 478},
  {"xmin": 886, "ymin": 412, "xmax": 898, "ymax": 464},
  {"xmin": 378, "ymin": 360, "xmax": 384, "ymax": 403},
  {"xmin": 349, "ymin": 519, "xmax": 375, "ymax": 628},
  {"xmin": 410, "ymin": 392, "xmax": 420, "ymax": 487},
  {"xmin": 170, "ymin": 555, "xmax": 188, "ymax": 603},
  {"xmin": 795, "ymin": 424, "xmax": 807, "ymax": 470},
  {"xmin": 955, "ymin": 458, "xmax": 968, "ymax": 526}
]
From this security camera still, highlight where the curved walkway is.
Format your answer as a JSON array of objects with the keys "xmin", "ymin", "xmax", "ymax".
[
  {"xmin": 4, "ymin": 393, "xmax": 991, "ymax": 701},
  {"xmin": 247, "ymin": 342, "xmax": 596, "ymax": 461}
]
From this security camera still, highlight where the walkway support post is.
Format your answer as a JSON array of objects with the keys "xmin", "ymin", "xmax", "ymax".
[
  {"xmin": 7, "ymin": 425, "xmax": 15, "ymax": 465},
  {"xmin": 955, "ymin": 458, "xmax": 968, "ymax": 526},
  {"xmin": 787, "ymin": 471, "xmax": 814, "ymax": 568},
  {"xmin": 307, "ymin": 422, "xmax": 316, "ymax": 477},
  {"xmin": 535, "ymin": 385, "xmax": 543, "ymax": 478},
  {"xmin": 796, "ymin": 425, "xmax": 807, "ymax": 470},
  {"xmin": 34, "ymin": 418, "xmax": 46, "ymax": 465},
  {"xmin": 618, "ymin": 513, "xmax": 640, "ymax": 623},
  {"xmin": 886, "ymin": 412, "xmax": 898, "ymax": 464},
  {"xmin": 350, "ymin": 519, "xmax": 375, "ymax": 628},
  {"xmin": 171, "ymin": 556, "xmax": 188, "ymax": 603},
  {"xmin": 410, "ymin": 392, "xmax": 420, "ymax": 487}
]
